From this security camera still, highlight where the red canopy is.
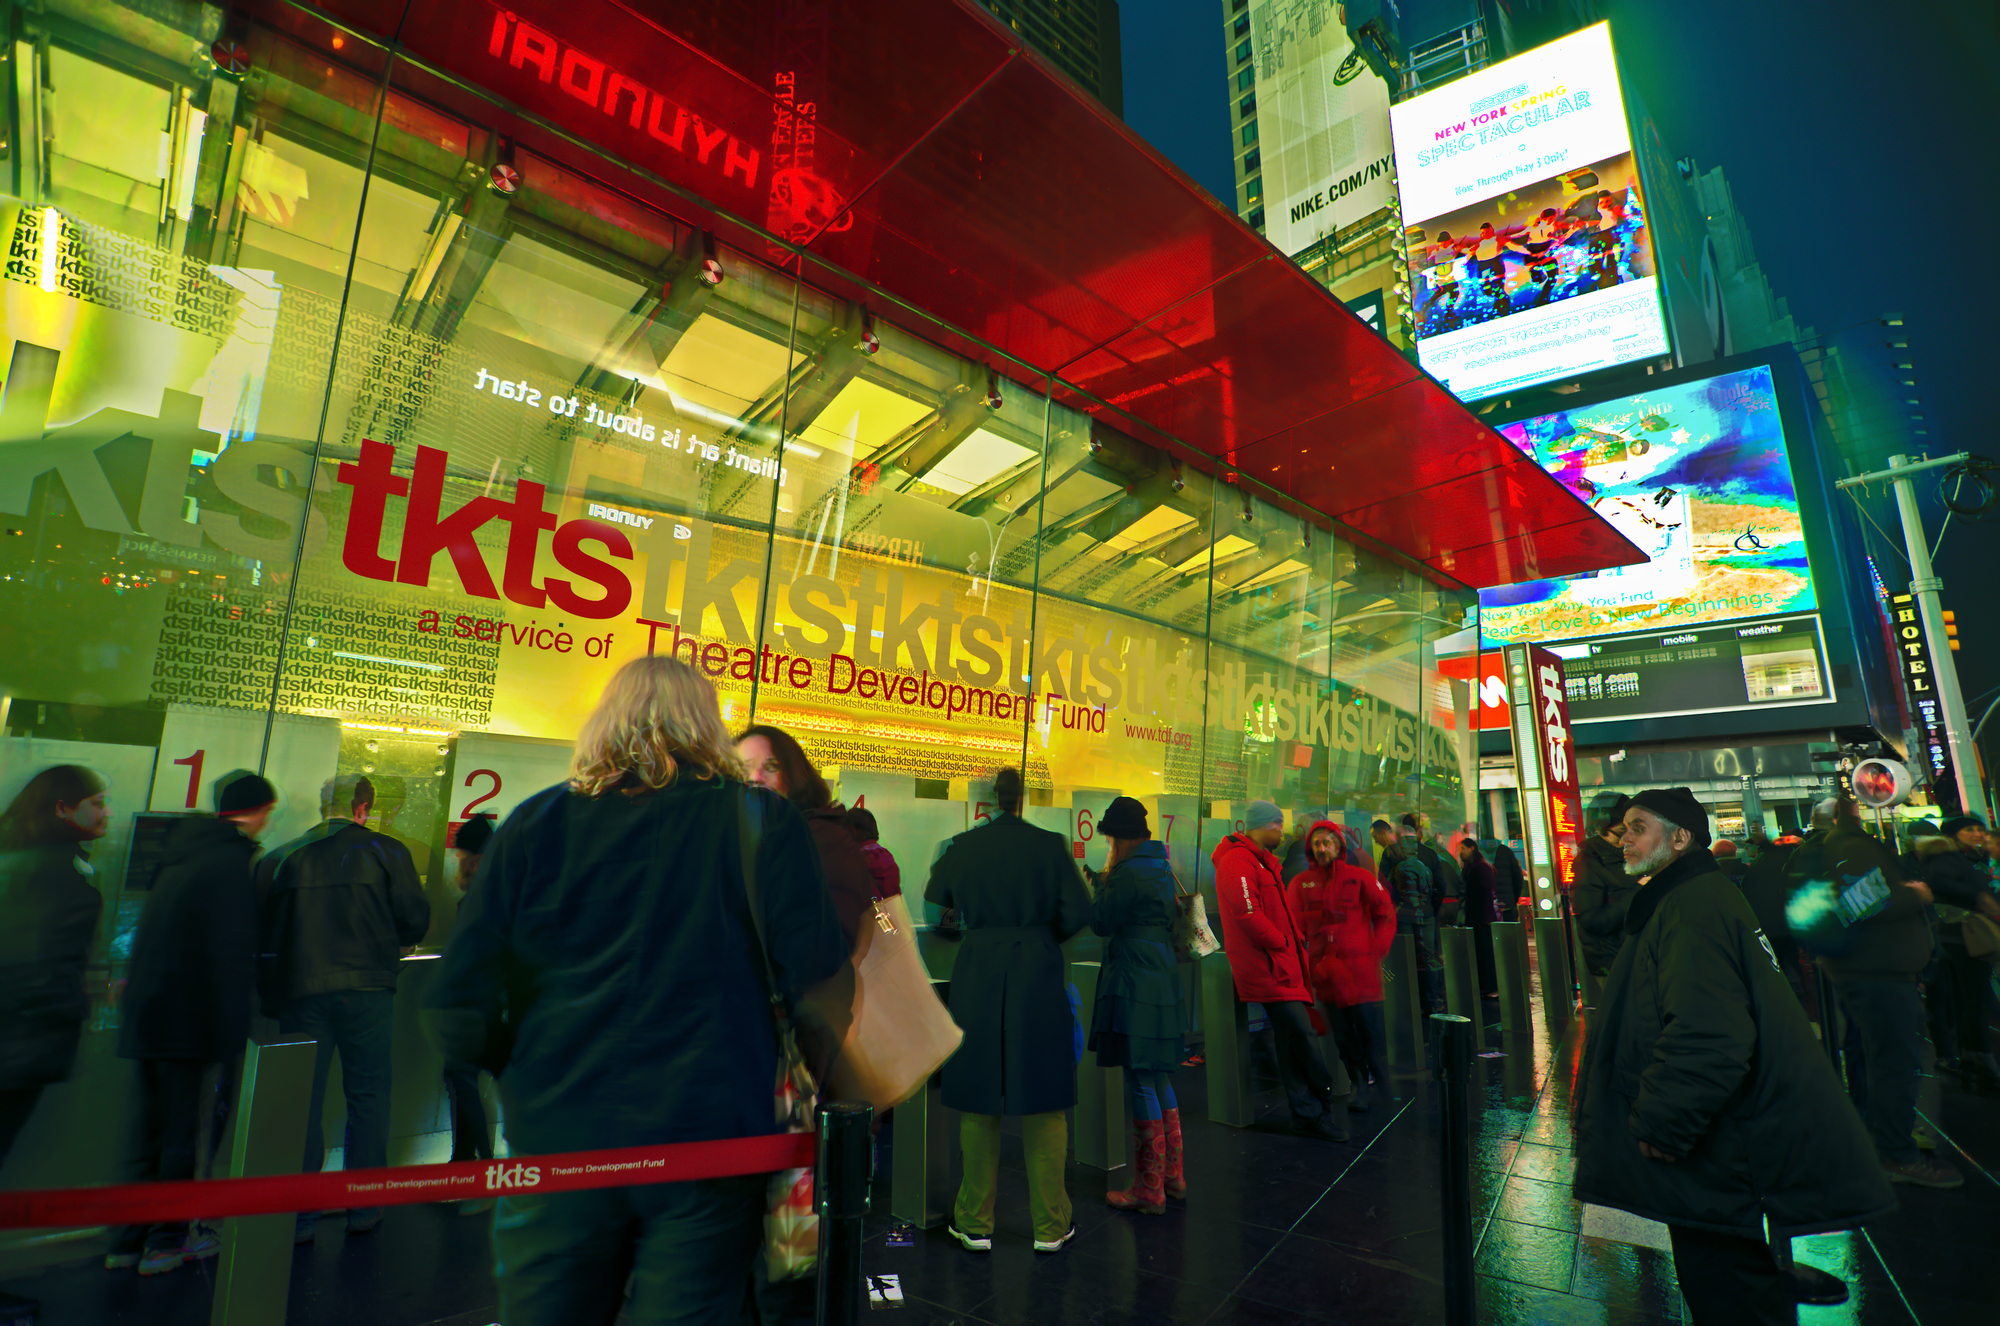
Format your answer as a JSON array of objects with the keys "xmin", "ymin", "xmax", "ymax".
[{"xmin": 302, "ymin": 0, "xmax": 1644, "ymax": 588}]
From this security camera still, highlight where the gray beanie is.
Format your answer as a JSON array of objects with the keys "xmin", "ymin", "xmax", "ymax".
[{"xmin": 1244, "ymin": 800, "xmax": 1284, "ymax": 829}]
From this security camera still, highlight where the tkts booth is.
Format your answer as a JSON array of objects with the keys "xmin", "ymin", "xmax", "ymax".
[{"xmin": 0, "ymin": 0, "xmax": 1640, "ymax": 1224}]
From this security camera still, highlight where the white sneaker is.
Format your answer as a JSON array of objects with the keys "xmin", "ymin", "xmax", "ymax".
[
  {"xmin": 946, "ymin": 1222, "xmax": 992, "ymax": 1253},
  {"xmin": 1033, "ymin": 1223, "xmax": 1077, "ymax": 1253}
]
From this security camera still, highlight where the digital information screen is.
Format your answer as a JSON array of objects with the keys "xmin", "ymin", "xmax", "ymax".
[
  {"xmin": 1478, "ymin": 363, "xmax": 1816, "ymax": 646},
  {"xmin": 1389, "ymin": 23, "xmax": 1669, "ymax": 401},
  {"xmin": 1547, "ymin": 613, "xmax": 1833, "ymax": 723}
]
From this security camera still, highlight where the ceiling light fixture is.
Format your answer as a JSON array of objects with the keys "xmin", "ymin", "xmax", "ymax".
[{"xmin": 488, "ymin": 139, "xmax": 520, "ymax": 195}]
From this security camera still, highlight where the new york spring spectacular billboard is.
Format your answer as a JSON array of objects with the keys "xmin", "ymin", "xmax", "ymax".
[
  {"xmin": 1478, "ymin": 364, "xmax": 1817, "ymax": 646},
  {"xmin": 1389, "ymin": 23, "xmax": 1669, "ymax": 400}
]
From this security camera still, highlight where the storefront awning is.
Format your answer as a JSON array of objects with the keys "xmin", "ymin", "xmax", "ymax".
[{"xmin": 302, "ymin": 0, "xmax": 1645, "ymax": 588}]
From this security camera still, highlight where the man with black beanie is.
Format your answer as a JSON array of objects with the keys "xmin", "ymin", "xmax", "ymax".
[
  {"xmin": 1573, "ymin": 788, "xmax": 1893, "ymax": 1325},
  {"xmin": 106, "ymin": 771, "xmax": 275, "ymax": 1275}
]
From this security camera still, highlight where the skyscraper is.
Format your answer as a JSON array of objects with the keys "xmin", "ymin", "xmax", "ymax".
[
  {"xmin": 979, "ymin": 0, "xmax": 1124, "ymax": 115},
  {"xmin": 1223, "ymin": 0, "xmax": 1262, "ymax": 231}
]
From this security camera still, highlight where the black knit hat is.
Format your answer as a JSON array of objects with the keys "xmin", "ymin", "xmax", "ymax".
[
  {"xmin": 1940, "ymin": 815, "xmax": 1988, "ymax": 839},
  {"xmin": 216, "ymin": 771, "xmax": 276, "ymax": 817},
  {"xmin": 1590, "ymin": 791, "xmax": 1632, "ymax": 828},
  {"xmin": 1629, "ymin": 787, "xmax": 1711, "ymax": 848},
  {"xmin": 1099, "ymin": 796, "xmax": 1150, "ymax": 840},
  {"xmin": 455, "ymin": 814, "xmax": 496, "ymax": 856}
]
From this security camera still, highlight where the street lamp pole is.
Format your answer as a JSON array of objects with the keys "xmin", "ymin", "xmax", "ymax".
[{"xmin": 1836, "ymin": 452, "xmax": 1981, "ymax": 817}]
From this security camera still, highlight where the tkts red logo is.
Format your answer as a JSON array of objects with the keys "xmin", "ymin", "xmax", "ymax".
[{"xmin": 336, "ymin": 439, "xmax": 632, "ymax": 620}]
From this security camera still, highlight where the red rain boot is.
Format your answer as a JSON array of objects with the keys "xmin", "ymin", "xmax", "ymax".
[
  {"xmin": 1105, "ymin": 1118, "xmax": 1167, "ymax": 1214},
  {"xmin": 1162, "ymin": 1108, "xmax": 1186, "ymax": 1199}
]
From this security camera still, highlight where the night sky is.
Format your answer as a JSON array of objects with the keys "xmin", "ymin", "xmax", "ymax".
[{"xmin": 1122, "ymin": 0, "xmax": 2000, "ymax": 779}]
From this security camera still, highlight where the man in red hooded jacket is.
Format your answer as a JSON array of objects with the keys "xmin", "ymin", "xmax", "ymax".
[
  {"xmin": 1287, "ymin": 821, "xmax": 1396, "ymax": 1110},
  {"xmin": 1212, "ymin": 801, "xmax": 1346, "ymax": 1140}
]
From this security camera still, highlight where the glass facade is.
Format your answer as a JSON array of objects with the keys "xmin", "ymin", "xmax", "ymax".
[{"xmin": 0, "ymin": 0, "xmax": 1477, "ymax": 1185}]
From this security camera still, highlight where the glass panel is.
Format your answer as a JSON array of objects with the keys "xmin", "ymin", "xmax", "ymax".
[
  {"xmin": 0, "ymin": 0, "xmax": 1511, "ymax": 1208},
  {"xmin": 0, "ymin": 7, "xmax": 388, "ymax": 1191},
  {"xmin": 1196, "ymin": 482, "xmax": 1333, "ymax": 888},
  {"xmin": 750, "ymin": 295, "xmax": 1052, "ymax": 912},
  {"xmin": 280, "ymin": 137, "xmax": 795, "ymax": 931},
  {"xmin": 1021, "ymin": 409, "xmax": 1218, "ymax": 892}
]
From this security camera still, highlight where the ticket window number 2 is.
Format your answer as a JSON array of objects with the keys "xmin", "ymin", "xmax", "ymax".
[{"xmin": 459, "ymin": 770, "xmax": 502, "ymax": 820}]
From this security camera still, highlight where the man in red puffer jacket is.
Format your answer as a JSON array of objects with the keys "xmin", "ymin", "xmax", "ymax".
[
  {"xmin": 1212, "ymin": 802, "xmax": 1346, "ymax": 1140},
  {"xmin": 1287, "ymin": 821, "xmax": 1397, "ymax": 1110}
]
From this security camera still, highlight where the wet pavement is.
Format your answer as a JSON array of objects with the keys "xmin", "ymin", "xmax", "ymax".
[
  {"xmin": 861, "ymin": 999, "xmax": 1996, "ymax": 1326},
  {"xmin": 2, "ymin": 991, "xmax": 1994, "ymax": 1323}
]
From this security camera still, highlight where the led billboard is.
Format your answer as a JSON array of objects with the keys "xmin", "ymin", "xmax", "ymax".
[
  {"xmin": 1479, "ymin": 363, "xmax": 1816, "ymax": 646},
  {"xmin": 1251, "ymin": 0, "xmax": 1396, "ymax": 258},
  {"xmin": 1389, "ymin": 22, "xmax": 1669, "ymax": 400},
  {"xmin": 1546, "ymin": 613, "xmax": 1834, "ymax": 723}
]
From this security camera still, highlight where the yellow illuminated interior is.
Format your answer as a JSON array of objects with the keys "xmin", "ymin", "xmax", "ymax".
[
  {"xmin": 797, "ymin": 378, "xmax": 934, "ymax": 457},
  {"xmin": 922, "ymin": 428, "xmax": 1039, "ymax": 494}
]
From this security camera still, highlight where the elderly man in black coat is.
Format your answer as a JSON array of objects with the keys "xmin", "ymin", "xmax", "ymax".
[
  {"xmin": 107, "ymin": 772, "xmax": 275, "ymax": 1276},
  {"xmin": 1573, "ymin": 787, "xmax": 1894, "ymax": 1326}
]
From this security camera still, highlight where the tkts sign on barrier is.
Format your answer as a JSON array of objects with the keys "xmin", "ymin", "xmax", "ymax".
[{"xmin": 0, "ymin": 1132, "xmax": 812, "ymax": 1229}]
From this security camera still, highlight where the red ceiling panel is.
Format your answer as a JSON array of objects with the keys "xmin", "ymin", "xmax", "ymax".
[
  {"xmin": 1438, "ymin": 513, "xmax": 1642, "ymax": 588},
  {"xmin": 1241, "ymin": 379, "xmax": 1526, "ymax": 515},
  {"xmin": 814, "ymin": 52, "xmax": 1266, "ymax": 318},
  {"xmin": 257, "ymin": 0, "xmax": 1645, "ymax": 590}
]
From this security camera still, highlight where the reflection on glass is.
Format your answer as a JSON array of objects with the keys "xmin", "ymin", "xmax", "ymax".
[{"xmin": 0, "ymin": 0, "xmax": 1507, "ymax": 1194}]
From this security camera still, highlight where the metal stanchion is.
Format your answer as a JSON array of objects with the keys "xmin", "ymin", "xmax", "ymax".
[
  {"xmin": 815, "ymin": 1100, "xmax": 873, "ymax": 1326},
  {"xmin": 1533, "ymin": 917, "xmax": 1573, "ymax": 1032},
  {"xmin": 212, "ymin": 1037, "xmax": 317, "ymax": 1326},
  {"xmin": 1200, "ymin": 951, "xmax": 1254, "ymax": 1126},
  {"xmin": 1382, "ymin": 933, "xmax": 1425, "ymax": 1073},
  {"xmin": 1440, "ymin": 928, "xmax": 1486, "ymax": 1053},
  {"xmin": 1431, "ymin": 1014, "xmax": 1476, "ymax": 1326},
  {"xmin": 1067, "ymin": 961, "xmax": 1126, "ymax": 1167},
  {"xmin": 1490, "ymin": 921, "xmax": 1531, "ymax": 1035},
  {"xmin": 891, "ymin": 981, "xmax": 954, "ymax": 1229}
]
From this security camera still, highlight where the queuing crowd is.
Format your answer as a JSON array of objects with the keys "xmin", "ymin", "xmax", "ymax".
[
  {"xmin": 1, "ymin": 664, "xmax": 1992, "ymax": 1326},
  {"xmin": 1571, "ymin": 787, "xmax": 2000, "ymax": 1323}
]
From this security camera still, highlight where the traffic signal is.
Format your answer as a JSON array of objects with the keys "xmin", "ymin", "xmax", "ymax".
[{"xmin": 1943, "ymin": 609, "xmax": 1959, "ymax": 651}]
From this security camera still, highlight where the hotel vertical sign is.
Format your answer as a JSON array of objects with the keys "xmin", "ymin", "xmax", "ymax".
[{"xmin": 1889, "ymin": 590, "xmax": 1959, "ymax": 814}]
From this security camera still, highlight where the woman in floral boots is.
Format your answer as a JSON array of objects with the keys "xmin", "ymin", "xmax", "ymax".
[{"xmin": 1087, "ymin": 797, "xmax": 1190, "ymax": 1213}]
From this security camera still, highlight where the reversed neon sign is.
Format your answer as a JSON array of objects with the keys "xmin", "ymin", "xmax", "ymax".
[{"xmin": 484, "ymin": 7, "xmax": 761, "ymax": 191}]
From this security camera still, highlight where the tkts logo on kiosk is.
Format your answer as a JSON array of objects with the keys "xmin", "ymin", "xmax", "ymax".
[{"xmin": 331, "ymin": 438, "xmax": 1456, "ymax": 763}]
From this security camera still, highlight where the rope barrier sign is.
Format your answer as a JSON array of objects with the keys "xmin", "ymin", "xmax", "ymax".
[{"xmin": 0, "ymin": 1132, "xmax": 814, "ymax": 1230}]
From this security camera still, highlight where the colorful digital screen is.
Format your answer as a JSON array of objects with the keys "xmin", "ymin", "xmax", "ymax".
[
  {"xmin": 1478, "ymin": 363, "xmax": 1817, "ymax": 646},
  {"xmin": 1389, "ymin": 23, "xmax": 1669, "ymax": 400}
]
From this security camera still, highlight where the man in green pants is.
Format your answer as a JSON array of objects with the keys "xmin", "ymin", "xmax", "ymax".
[{"xmin": 925, "ymin": 768, "xmax": 1092, "ymax": 1253}]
